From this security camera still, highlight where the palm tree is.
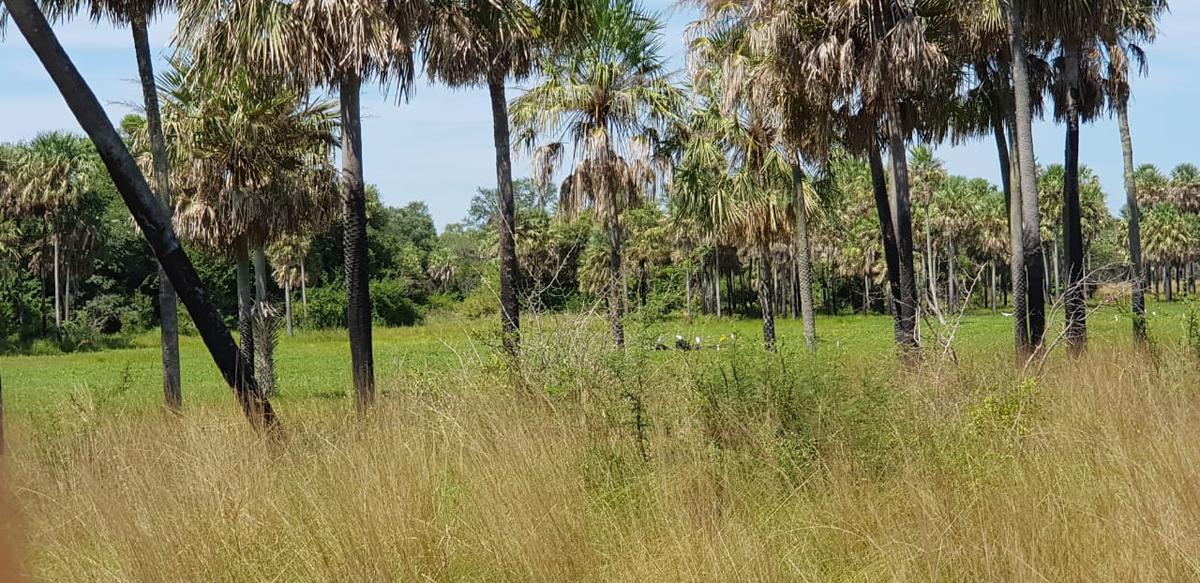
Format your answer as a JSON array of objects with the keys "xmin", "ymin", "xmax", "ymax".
[
  {"xmin": 1105, "ymin": 2, "xmax": 1167, "ymax": 345},
  {"xmin": 1143, "ymin": 203, "xmax": 1196, "ymax": 303},
  {"xmin": 1003, "ymin": 0, "xmax": 1048, "ymax": 357},
  {"xmin": 683, "ymin": 6, "xmax": 801, "ymax": 351},
  {"xmin": 0, "ymin": 133, "xmax": 93, "ymax": 334},
  {"xmin": 424, "ymin": 1, "xmax": 536, "ymax": 354},
  {"xmin": 268, "ymin": 235, "xmax": 312, "ymax": 336},
  {"xmin": 424, "ymin": 0, "xmax": 589, "ymax": 354},
  {"xmin": 2, "ymin": 0, "xmax": 275, "ymax": 428},
  {"xmin": 178, "ymin": 0, "xmax": 428, "ymax": 414},
  {"xmin": 1028, "ymin": 0, "xmax": 1165, "ymax": 354},
  {"xmin": 511, "ymin": 0, "xmax": 682, "ymax": 348},
  {"xmin": 623, "ymin": 205, "xmax": 670, "ymax": 310},
  {"xmin": 42, "ymin": 0, "xmax": 184, "ymax": 410},
  {"xmin": 949, "ymin": 4, "xmax": 1033, "ymax": 354},
  {"xmin": 791, "ymin": 163, "xmax": 819, "ymax": 351},
  {"xmin": 157, "ymin": 63, "xmax": 340, "ymax": 398}
]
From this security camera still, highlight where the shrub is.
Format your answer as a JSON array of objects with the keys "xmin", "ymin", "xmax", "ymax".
[
  {"xmin": 372, "ymin": 278, "xmax": 424, "ymax": 327},
  {"xmin": 303, "ymin": 285, "xmax": 349, "ymax": 329},
  {"xmin": 73, "ymin": 294, "xmax": 143, "ymax": 335},
  {"xmin": 303, "ymin": 280, "xmax": 425, "ymax": 329},
  {"xmin": 457, "ymin": 287, "xmax": 499, "ymax": 319}
]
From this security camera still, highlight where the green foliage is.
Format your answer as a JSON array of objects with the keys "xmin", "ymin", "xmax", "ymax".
[
  {"xmin": 303, "ymin": 281, "xmax": 425, "ymax": 329},
  {"xmin": 457, "ymin": 270, "xmax": 501, "ymax": 319},
  {"xmin": 466, "ymin": 178, "xmax": 555, "ymax": 227},
  {"xmin": 372, "ymin": 279, "xmax": 425, "ymax": 327},
  {"xmin": 302, "ymin": 285, "xmax": 349, "ymax": 329},
  {"xmin": 1185, "ymin": 299, "xmax": 1200, "ymax": 363},
  {"xmin": 71, "ymin": 293, "xmax": 145, "ymax": 335}
]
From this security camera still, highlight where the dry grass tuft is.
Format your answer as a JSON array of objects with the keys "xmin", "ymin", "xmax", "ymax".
[{"xmin": 4, "ymin": 335, "xmax": 1200, "ymax": 581}]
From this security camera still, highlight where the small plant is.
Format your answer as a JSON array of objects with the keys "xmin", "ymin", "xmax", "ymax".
[{"xmin": 1185, "ymin": 298, "xmax": 1200, "ymax": 364}]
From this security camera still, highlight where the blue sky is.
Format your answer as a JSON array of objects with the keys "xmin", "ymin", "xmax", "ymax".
[{"xmin": 2, "ymin": 1, "xmax": 1197, "ymax": 229}]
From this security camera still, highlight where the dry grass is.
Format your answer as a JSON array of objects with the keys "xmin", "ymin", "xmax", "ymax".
[{"xmin": 4, "ymin": 329, "xmax": 1200, "ymax": 581}]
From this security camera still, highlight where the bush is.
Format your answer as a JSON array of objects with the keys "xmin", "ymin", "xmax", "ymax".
[
  {"xmin": 372, "ymin": 279, "xmax": 424, "ymax": 327},
  {"xmin": 73, "ymin": 294, "xmax": 144, "ymax": 335},
  {"xmin": 457, "ymin": 287, "xmax": 499, "ymax": 319},
  {"xmin": 302, "ymin": 280, "xmax": 425, "ymax": 329},
  {"xmin": 303, "ymin": 285, "xmax": 349, "ymax": 329}
]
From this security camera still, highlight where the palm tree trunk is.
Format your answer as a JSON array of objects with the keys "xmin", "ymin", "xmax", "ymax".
[
  {"xmin": 887, "ymin": 120, "xmax": 921, "ymax": 359},
  {"xmin": 757, "ymin": 246, "xmax": 776, "ymax": 353},
  {"xmin": 790, "ymin": 254, "xmax": 799, "ymax": 318},
  {"xmin": 285, "ymin": 276, "xmax": 294, "ymax": 337},
  {"xmin": 868, "ymin": 144, "xmax": 905, "ymax": 346},
  {"xmin": 252, "ymin": 246, "xmax": 276, "ymax": 398},
  {"xmin": 1051, "ymin": 240, "xmax": 1060, "ymax": 300},
  {"xmin": 132, "ymin": 16, "xmax": 182, "ymax": 412},
  {"xmin": 608, "ymin": 221, "xmax": 625, "ymax": 348},
  {"xmin": 300, "ymin": 261, "xmax": 308, "ymax": 321},
  {"xmin": 52, "ymin": 235, "xmax": 60, "ymax": 330},
  {"xmin": 339, "ymin": 73, "xmax": 375, "ymax": 415},
  {"xmin": 727, "ymin": 270, "xmax": 735, "ymax": 315},
  {"xmin": 6, "ymin": 0, "xmax": 273, "ymax": 428},
  {"xmin": 235, "ymin": 239, "xmax": 255, "ymax": 377},
  {"xmin": 638, "ymin": 259, "xmax": 648, "ymax": 308},
  {"xmin": 990, "ymin": 260, "xmax": 998, "ymax": 313},
  {"xmin": 792, "ymin": 163, "xmax": 817, "ymax": 352},
  {"xmin": 488, "ymin": 70, "xmax": 520, "ymax": 356},
  {"xmin": 714, "ymin": 249, "xmax": 722, "ymax": 319},
  {"xmin": 1005, "ymin": 0, "xmax": 1046, "ymax": 354},
  {"xmin": 1117, "ymin": 98, "xmax": 1146, "ymax": 344},
  {"xmin": 1166, "ymin": 264, "xmax": 1173, "ymax": 302},
  {"xmin": 863, "ymin": 274, "xmax": 870, "ymax": 313},
  {"xmin": 39, "ymin": 235, "xmax": 47, "ymax": 335},
  {"xmin": 63, "ymin": 263, "xmax": 70, "ymax": 323},
  {"xmin": 996, "ymin": 107, "xmax": 1028, "ymax": 348},
  {"xmin": 948, "ymin": 242, "xmax": 957, "ymax": 311},
  {"xmin": 1062, "ymin": 40, "xmax": 1087, "ymax": 356},
  {"xmin": 685, "ymin": 258, "xmax": 693, "ymax": 322},
  {"xmin": 1147, "ymin": 263, "xmax": 1156, "ymax": 301},
  {"xmin": 925, "ymin": 205, "xmax": 938, "ymax": 312}
]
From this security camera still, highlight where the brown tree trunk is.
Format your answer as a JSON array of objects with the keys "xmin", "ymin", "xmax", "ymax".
[
  {"xmin": 1116, "ymin": 97, "xmax": 1146, "ymax": 344},
  {"xmin": 792, "ymin": 163, "xmax": 817, "ymax": 351},
  {"xmin": 235, "ymin": 239, "xmax": 255, "ymax": 378},
  {"xmin": 488, "ymin": 69, "xmax": 520, "ymax": 355},
  {"xmin": 132, "ymin": 16, "xmax": 181, "ymax": 413},
  {"xmin": 868, "ymin": 145, "xmax": 906, "ymax": 347},
  {"xmin": 608, "ymin": 221, "xmax": 626, "ymax": 348},
  {"xmin": 340, "ymin": 74, "xmax": 375, "ymax": 415},
  {"xmin": 887, "ymin": 119, "xmax": 921, "ymax": 360},
  {"xmin": 1006, "ymin": 0, "xmax": 1047, "ymax": 354},
  {"xmin": 285, "ymin": 276, "xmax": 294, "ymax": 337},
  {"xmin": 757, "ymin": 247, "xmax": 776, "ymax": 353}
]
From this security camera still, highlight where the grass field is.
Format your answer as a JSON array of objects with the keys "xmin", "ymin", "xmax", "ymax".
[
  {"xmin": 3, "ymin": 302, "xmax": 1200, "ymax": 581},
  {"xmin": 2, "ymin": 301, "xmax": 1189, "ymax": 417}
]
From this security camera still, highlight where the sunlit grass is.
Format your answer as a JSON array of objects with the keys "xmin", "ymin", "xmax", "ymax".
[{"xmin": 2, "ymin": 301, "xmax": 1199, "ymax": 580}]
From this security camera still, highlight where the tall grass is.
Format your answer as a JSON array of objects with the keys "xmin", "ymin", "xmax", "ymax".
[{"xmin": 4, "ymin": 320, "xmax": 1200, "ymax": 581}]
